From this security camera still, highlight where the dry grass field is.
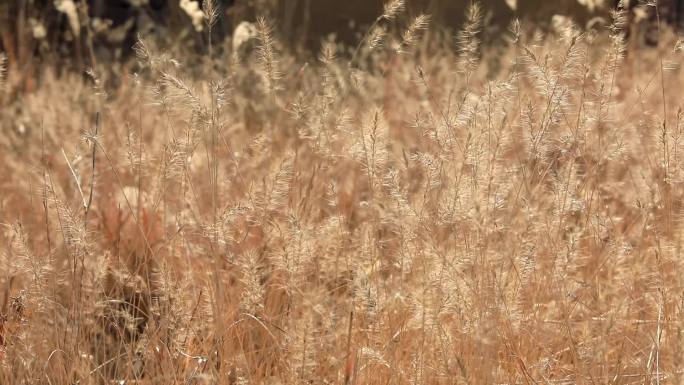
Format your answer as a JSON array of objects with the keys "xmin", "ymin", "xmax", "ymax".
[{"xmin": 2, "ymin": 1, "xmax": 684, "ymax": 384}]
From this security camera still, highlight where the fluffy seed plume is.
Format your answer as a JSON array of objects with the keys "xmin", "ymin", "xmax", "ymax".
[
  {"xmin": 382, "ymin": 0, "xmax": 405, "ymax": 20},
  {"xmin": 202, "ymin": 0, "xmax": 219, "ymax": 28},
  {"xmin": 457, "ymin": 2, "xmax": 483, "ymax": 79},
  {"xmin": 256, "ymin": 17, "xmax": 281, "ymax": 97},
  {"xmin": 238, "ymin": 250, "xmax": 265, "ymax": 315},
  {"xmin": 367, "ymin": 26, "xmax": 387, "ymax": 50},
  {"xmin": 0, "ymin": 52, "xmax": 6, "ymax": 91},
  {"xmin": 400, "ymin": 14, "xmax": 431, "ymax": 52}
]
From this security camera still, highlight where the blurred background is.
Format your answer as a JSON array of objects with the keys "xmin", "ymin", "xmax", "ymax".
[{"xmin": 1, "ymin": 0, "xmax": 682, "ymax": 90}]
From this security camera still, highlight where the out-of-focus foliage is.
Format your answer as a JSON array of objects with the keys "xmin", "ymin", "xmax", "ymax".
[{"xmin": 0, "ymin": 0, "xmax": 682, "ymax": 93}]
